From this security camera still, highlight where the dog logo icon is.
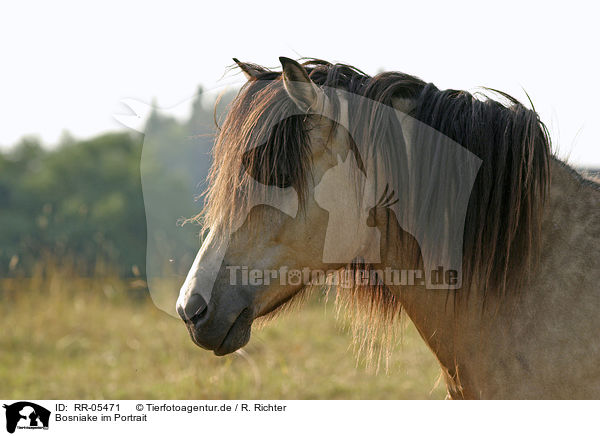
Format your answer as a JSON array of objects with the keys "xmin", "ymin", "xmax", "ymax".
[{"xmin": 3, "ymin": 402, "xmax": 50, "ymax": 434}]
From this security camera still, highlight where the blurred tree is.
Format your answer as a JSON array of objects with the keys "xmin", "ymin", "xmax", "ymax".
[
  {"xmin": 0, "ymin": 132, "xmax": 146, "ymax": 276},
  {"xmin": 0, "ymin": 86, "xmax": 240, "ymax": 278}
]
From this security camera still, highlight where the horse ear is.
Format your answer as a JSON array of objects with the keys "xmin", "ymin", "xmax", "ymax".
[
  {"xmin": 232, "ymin": 58, "xmax": 263, "ymax": 81},
  {"xmin": 279, "ymin": 57, "xmax": 323, "ymax": 112}
]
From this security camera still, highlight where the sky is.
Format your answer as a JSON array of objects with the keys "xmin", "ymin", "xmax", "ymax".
[{"xmin": 1, "ymin": 0, "xmax": 599, "ymax": 166}]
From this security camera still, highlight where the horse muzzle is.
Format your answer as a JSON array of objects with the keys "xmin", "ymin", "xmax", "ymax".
[{"xmin": 176, "ymin": 292, "xmax": 253, "ymax": 356}]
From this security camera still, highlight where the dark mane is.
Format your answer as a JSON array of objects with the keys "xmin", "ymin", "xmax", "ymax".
[
  {"xmin": 201, "ymin": 58, "xmax": 552, "ymax": 298},
  {"xmin": 409, "ymin": 84, "xmax": 551, "ymax": 295}
]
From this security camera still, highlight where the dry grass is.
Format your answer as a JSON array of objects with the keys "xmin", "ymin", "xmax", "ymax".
[{"xmin": 0, "ymin": 267, "xmax": 446, "ymax": 399}]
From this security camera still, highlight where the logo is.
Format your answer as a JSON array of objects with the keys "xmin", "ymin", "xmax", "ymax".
[{"xmin": 3, "ymin": 402, "xmax": 50, "ymax": 434}]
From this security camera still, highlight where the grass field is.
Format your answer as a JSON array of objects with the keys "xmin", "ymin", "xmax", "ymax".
[{"xmin": 0, "ymin": 269, "xmax": 446, "ymax": 399}]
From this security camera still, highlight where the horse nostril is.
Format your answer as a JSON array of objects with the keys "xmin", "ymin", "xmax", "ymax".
[
  {"xmin": 189, "ymin": 307, "xmax": 208, "ymax": 325},
  {"xmin": 180, "ymin": 294, "xmax": 207, "ymax": 322}
]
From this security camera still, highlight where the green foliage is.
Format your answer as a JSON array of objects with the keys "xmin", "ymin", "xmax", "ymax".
[
  {"xmin": 0, "ymin": 88, "xmax": 237, "ymax": 277},
  {"xmin": 0, "ymin": 132, "xmax": 146, "ymax": 275}
]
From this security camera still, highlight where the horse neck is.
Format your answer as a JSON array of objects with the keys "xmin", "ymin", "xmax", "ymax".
[{"xmin": 382, "ymin": 159, "xmax": 600, "ymax": 399}]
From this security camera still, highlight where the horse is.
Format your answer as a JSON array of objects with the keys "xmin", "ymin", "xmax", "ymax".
[{"xmin": 176, "ymin": 57, "xmax": 600, "ymax": 399}]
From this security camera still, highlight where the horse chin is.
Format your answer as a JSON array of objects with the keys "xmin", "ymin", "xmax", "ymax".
[
  {"xmin": 213, "ymin": 310, "xmax": 252, "ymax": 356},
  {"xmin": 188, "ymin": 307, "xmax": 253, "ymax": 356}
]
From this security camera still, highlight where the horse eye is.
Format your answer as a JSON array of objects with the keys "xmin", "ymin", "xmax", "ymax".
[
  {"xmin": 241, "ymin": 144, "xmax": 292, "ymax": 189},
  {"xmin": 269, "ymin": 175, "xmax": 292, "ymax": 188}
]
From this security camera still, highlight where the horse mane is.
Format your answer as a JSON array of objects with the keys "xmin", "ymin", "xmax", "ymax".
[
  {"xmin": 410, "ymin": 84, "xmax": 551, "ymax": 298},
  {"xmin": 199, "ymin": 59, "xmax": 552, "ymax": 364}
]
